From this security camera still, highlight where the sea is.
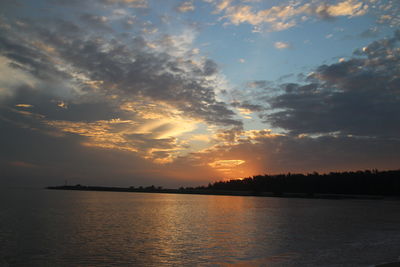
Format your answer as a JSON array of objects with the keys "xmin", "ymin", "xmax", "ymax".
[{"xmin": 1, "ymin": 187, "xmax": 400, "ymax": 266}]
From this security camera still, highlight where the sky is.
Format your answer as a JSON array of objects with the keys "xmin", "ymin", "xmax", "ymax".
[{"xmin": 1, "ymin": 0, "xmax": 400, "ymax": 187}]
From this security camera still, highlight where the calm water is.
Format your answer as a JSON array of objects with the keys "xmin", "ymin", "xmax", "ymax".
[{"xmin": 1, "ymin": 188, "xmax": 400, "ymax": 266}]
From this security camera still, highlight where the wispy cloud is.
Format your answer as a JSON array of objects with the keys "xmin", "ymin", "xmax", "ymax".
[
  {"xmin": 176, "ymin": 1, "xmax": 195, "ymax": 13},
  {"xmin": 211, "ymin": 0, "xmax": 369, "ymax": 32},
  {"xmin": 101, "ymin": 0, "xmax": 148, "ymax": 8},
  {"xmin": 15, "ymin": 104, "xmax": 33, "ymax": 108},
  {"xmin": 274, "ymin": 41, "xmax": 291, "ymax": 50}
]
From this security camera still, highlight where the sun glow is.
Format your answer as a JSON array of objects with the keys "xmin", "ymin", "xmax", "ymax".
[{"xmin": 208, "ymin": 159, "xmax": 246, "ymax": 174}]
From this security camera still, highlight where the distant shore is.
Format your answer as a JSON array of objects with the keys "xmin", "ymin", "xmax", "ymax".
[{"xmin": 46, "ymin": 185, "xmax": 397, "ymax": 200}]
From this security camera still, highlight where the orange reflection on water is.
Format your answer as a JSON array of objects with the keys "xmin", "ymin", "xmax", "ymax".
[{"xmin": 151, "ymin": 193, "xmax": 285, "ymax": 265}]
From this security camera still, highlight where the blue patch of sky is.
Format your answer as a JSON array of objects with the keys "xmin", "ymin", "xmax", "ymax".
[{"xmin": 193, "ymin": 9, "xmax": 393, "ymax": 89}]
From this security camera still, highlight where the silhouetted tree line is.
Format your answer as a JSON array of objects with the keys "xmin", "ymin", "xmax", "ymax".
[
  {"xmin": 48, "ymin": 169, "xmax": 400, "ymax": 198},
  {"xmin": 199, "ymin": 169, "xmax": 400, "ymax": 196}
]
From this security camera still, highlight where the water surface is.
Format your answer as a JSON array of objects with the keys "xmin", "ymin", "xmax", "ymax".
[{"xmin": 1, "ymin": 188, "xmax": 399, "ymax": 266}]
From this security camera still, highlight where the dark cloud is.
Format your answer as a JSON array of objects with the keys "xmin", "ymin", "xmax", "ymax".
[
  {"xmin": 3, "ymin": 0, "xmax": 398, "ymax": 187},
  {"xmin": 0, "ymin": 110, "xmax": 218, "ymax": 187},
  {"xmin": 0, "ymin": 116, "xmax": 182, "ymax": 187},
  {"xmin": 0, "ymin": 0, "xmax": 23, "ymax": 8},
  {"xmin": 0, "ymin": 34, "xmax": 67, "ymax": 82},
  {"xmin": 261, "ymin": 31, "xmax": 400, "ymax": 138},
  {"xmin": 100, "ymin": 0, "xmax": 148, "ymax": 8},
  {"xmin": 0, "ymin": 0, "xmax": 243, "ymax": 187},
  {"xmin": 0, "ymin": 100, "xmax": 210, "ymax": 187},
  {"xmin": 203, "ymin": 59, "xmax": 218, "ymax": 76},
  {"xmin": 80, "ymin": 13, "xmax": 113, "ymax": 31},
  {"xmin": 0, "ymin": 14, "xmax": 241, "ymax": 127},
  {"xmin": 46, "ymin": 0, "xmax": 83, "ymax": 5}
]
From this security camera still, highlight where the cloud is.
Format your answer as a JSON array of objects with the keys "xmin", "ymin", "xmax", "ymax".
[
  {"xmin": 0, "ymin": 0, "xmax": 245, "ymax": 183},
  {"xmin": 176, "ymin": 1, "xmax": 195, "ymax": 13},
  {"xmin": 195, "ymin": 130, "xmax": 400, "ymax": 176},
  {"xmin": 2, "ymin": 0, "xmax": 399, "ymax": 187},
  {"xmin": 8, "ymin": 161, "xmax": 38, "ymax": 168},
  {"xmin": 203, "ymin": 59, "xmax": 219, "ymax": 76},
  {"xmin": 101, "ymin": 0, "xmax": 147, "ymax": 8},
  {"xmin": 314, "ymin": 0, "xmax": 368, "ymax": 19},
  {"xmin": 211, "ymin": 0, "xmax": 369, "ymax": 32},
  {"xmin": 208, "ymin": 159, "xmax": 245, "ymax": 173},
  {"xmin": 0, "ymin": 14, "xmax": 241, "ymax": 128},
  {"xmin": 2, "ymin": 91, "xmax": 202, "ymax": 164},
  {"xmin": 246, "ymin": 80, "xmax": 268, "ymax": 88},
  {"xmin": 260, "ymin": 31, "xmax": 400, "ymax": 138},
  {"xmin": 15, "ymin": 104, "xmax": 33, "ymax": 108},
  {"xmin": 274, "ymin": 41, "xmax": 291, "ymax": 50},
  {"xmin": 80, "ymin": 13, "xmax": 112, "ymax": 31},
  {"xmin": 231, "ymin": 100, "xmax": 263, "ymax": 113},
  {"xmin": 0, "ymin": 114, "xmax": 195, "ymax": 187},
  {"xmin": 0, "ymin": 103, "xmax": 228, "ymax": 187}
]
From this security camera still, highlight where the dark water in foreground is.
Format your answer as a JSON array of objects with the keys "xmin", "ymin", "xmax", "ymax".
[{"xmin": 1, "ymin": 188, "xmax": 400, "ymax": 266}]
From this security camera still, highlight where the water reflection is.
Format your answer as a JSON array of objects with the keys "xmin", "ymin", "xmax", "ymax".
[{"xmin": 1, "ymin": 189, "xmax": 400, "ymax": 266}]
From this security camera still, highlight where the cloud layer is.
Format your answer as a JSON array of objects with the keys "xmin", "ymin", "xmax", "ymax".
[
  {"xmin": 211, "ymin": 0, "xmax": 369, "ymax": 32},
  {"xmin": 263, "ymin": 31, "xmax": 400, "ymax": 138},
  {"xmin": 0, "ymin": 0, "xmax": 399, "ymax": 187}
]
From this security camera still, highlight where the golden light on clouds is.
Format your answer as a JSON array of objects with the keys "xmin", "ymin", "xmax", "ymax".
[
  {"xmin": 215, "ymin": 0, "xmax": 369, "ymax": 32},
  {"xmin": 31, "ymin": 41, "xmax": 56, "ymax": 54},
  {"xmin": 47, "ymin": 118, "xmax": 183, "ymax": 163},
  {"xmin": 15, "ymin": 104, "xmax": 33, "ymax": 108},
  {"xmin": 318, "ymin": 0, "xmax": 367, "ymax": 17},
  {"xmin": 206, "ymin": 159, "xmax": 251, "ymax": 178},
  {"xmin": 44, "ymin": 100, "xmax": 204, "ymax": 164},
  {"xmin": 237, "ymin": 107, "xmax": 253, "ymax": 119},
  {"xmin": 190, "ymin": 134, "xmax": 210, "ymax": 142},
  {"xmin": 46, "ymin": 119, "xmax": 135, "ymax": 144},
  {"xmin": 83, "ymin": 80, "xmax": 104, "ymax": 90},
  {"xmin": 57, "ymin": 101, "xmax": 68, "ymax": 109},
  {"xmin": 2, "ymin": 0, "xmax": 399, "ymax": 188},
  {"xmin": 135, "ymin": 118, "xmax": 197, "ymax": 139},
  {"xmin": 120, "ymin": 100, "xmax": 185, "ymax": 119},
  {"xmin": 209, "ymin": 159, "xmax": 245, "ymax": 170}
]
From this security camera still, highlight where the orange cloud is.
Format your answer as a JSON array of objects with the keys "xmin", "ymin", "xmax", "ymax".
[
  {"xmin": 15, "ymin": 104, "xmax": 33, "ymax": 108},
  {"xmin": 317, "ymin": 0, "xmax": 367, "ymax": 17},
  {"xmin": 209, "ymin": 159, "xmax": 245, "ymax": 169},
  {"xmin": 45, "ymin": 106, "xmax": 202, "ymax": 164},
  {"xmin": 215, "ymin": 0, "xmax": 368, "ymax": 32},
  {"xmin": 8, "ymin": 161, "xmax": 38, "ymax": 168}
]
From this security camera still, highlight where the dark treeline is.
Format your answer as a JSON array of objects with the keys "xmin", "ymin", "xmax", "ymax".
[
  {"xmin": 48, "ymin": 169, "xmax": 400, "ymax": 198},
  {"xmin": 193, "ymin": 169, "xmax": 400, "ymax": 196}
]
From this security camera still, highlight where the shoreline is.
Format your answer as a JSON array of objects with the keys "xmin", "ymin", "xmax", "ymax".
[{"xmin": 46, "ymin": 185, "xmax": 396, "ymax": 200}]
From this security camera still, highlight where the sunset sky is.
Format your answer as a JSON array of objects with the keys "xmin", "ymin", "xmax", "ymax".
[{"xmin": 1, "ymin": 0, "xmax": 399, "ymax": 187}]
